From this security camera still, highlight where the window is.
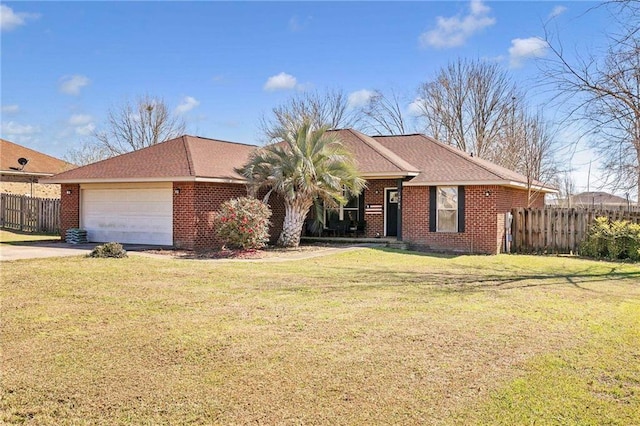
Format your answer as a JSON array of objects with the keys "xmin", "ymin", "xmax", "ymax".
[
  {"xmin": 324, "ymin": 192, "xmax": 360, "ymax": 225},
  {"xmin": 429, "ymin": 186, "xmax": 465, "ymax": 233},
  {"xmin": 437, "ymin": 186, "xmax": 458, "ymax": 232}
]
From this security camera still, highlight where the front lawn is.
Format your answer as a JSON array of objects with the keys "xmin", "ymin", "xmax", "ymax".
[
  {"xmin": 0, "ymin": 229, "xmax": 60, "ymax": 244},
  {"xmin": 2, "ymin": 250, "xmax": 639, "ymax": 425}
]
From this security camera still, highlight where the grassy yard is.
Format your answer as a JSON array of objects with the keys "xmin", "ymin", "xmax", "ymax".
[
  {"xmin": 0, "ymin": 229, "xmax": 60, "ymax": 244},
  {"xmin": 2, "ymin": 249, "xmax": 639, "ymax": 425}
]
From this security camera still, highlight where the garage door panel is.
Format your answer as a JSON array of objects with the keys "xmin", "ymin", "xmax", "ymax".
[{"xmin": 81, "ymin": 185, "xmax": 173, "ymax": 245}]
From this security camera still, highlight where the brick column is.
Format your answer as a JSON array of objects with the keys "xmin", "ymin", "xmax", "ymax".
[{"xmin": 60, "ymin": 184, "xmax": 80, "ymax": 239}]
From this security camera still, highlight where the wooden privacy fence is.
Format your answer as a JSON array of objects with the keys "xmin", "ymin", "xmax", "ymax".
[
  {"xmin": 0, "ymin": 193, "xmax": 61, "ymax": 234},
  {"xmin": 510, "ymin": 207, "xmax": 640, "ymax": 254}
]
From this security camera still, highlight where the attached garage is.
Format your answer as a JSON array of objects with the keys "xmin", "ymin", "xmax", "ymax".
[{"xmin": 80, "ymin": 182, "xmax": 173, "ymax": 245}]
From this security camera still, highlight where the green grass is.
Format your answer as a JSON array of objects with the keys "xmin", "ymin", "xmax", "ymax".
[
  {"xmin": 0, "ymin": 229, "xmax": 60, "ymax": 244},
  {"xmin": 1, "ymin": 249, "xmax": 639, "ymax": 425}
]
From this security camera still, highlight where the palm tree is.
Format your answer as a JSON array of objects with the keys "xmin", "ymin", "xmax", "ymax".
[{"xmin": 239, "ymin": 121, "xmax": 365, "ymax": 247}]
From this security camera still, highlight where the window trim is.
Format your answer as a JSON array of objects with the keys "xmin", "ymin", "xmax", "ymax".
[{"xmin": 436, "ymin": 186, "xmax": 458, "ymax": 233}]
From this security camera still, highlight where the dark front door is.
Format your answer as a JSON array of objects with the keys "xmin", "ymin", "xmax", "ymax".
[{"xmin": 385, "ymin": 188, "xmax": 398, "ymax": 237}]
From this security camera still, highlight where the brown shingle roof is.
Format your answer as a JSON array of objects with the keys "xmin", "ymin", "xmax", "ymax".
[
  {"xmin": 328, "ymin": 129, "xmax": 420, "ymax": 177},
  {"xmin": 46, "ymin": 135, "xmax": 256, "ymax": 183},
  {"xmin": 1, "ymin": 139, "xmax": 75, "ymax": 175},
  {"xmin": 44, "ymin": 131, "xmax": 556, "ymax": 192},
  {"xmin": 373, "ymin": 134, "xmax": 555, "ymax": 191},
  {"xmin": 570, "ymin": 191, "xmax": 635, "ymax": 206}
]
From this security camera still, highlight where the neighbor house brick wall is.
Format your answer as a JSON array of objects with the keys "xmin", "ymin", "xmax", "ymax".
[
  {"xmin": 59, "ymin": 184, "xmax": 80, "ymax": 239},
  {"xmin": 402, "ymin": 185, "xmax": 540, "ymax": 254},
  {"xmin": 0, "ymin": 177, "xmax": 61, "ymax": 198}
]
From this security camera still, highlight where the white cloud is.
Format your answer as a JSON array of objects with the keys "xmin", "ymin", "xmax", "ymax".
[
  {"xmin": 289, "ymin": 15, "xmax": 312, "ymax": 32},
  {"xmin": 548, "ymin": 5, "xmax": 567, "ymax": 19},
  {"xmin": 65, "ymin": 114, "xmax": 95, "ymax": 136},
  {"xmin": 175, "ymin": 96, "xmax": 200, "ymax": 114},
  {"xmin": 59, "ymin": 75, "xmax": 90, "ymax": 96},
  {"xmin": 348, "ymin": 89, "xmax": 376, "ymax": 108},
  {"xmin": 1, "ymin": 104, "xmax": 20, "ymax": 114},
  {"xmin": 75, "ymin": 123, "xmax": 96, "ymax": 136},
  {"xmin": 509, "ymin": 37, "xmax": 549, "ymax": 68},
  {"xmin": 407, "ymin": 99, "xmax": 425, "ymax": 117},
  {"xmin": 419, "ymin": 0, "xmax": 495, "ymax": 49},
  {"xmin": 68, "ymin": 114, "xmax": 93, "ymax": 126},
  {"xmin": 0, "ymin": 4, "xmax": 40, "ymax": 32},
  {"xmin": 1, "ymin": 121, "xmax": 40, "ymax": 135},
  {"xmin": 264, "ymin": 72, "xmax": 298, "ymax": 91}
]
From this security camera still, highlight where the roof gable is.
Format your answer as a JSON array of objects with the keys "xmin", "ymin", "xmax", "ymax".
[
  {"xmin": 328, "ymin": 129, "xmax": 419, "ymax": 176},
  {"xmin": 1, "ymin": 139, "xmax": 75, "ymax": 175}
]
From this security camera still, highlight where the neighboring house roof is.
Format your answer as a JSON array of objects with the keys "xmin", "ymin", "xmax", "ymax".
[
  {"xmin": 1, "ymin": 138, "xmax": 75, "ymax": 177},
  {"xmin": 45, "ymin": 135, "xmax": 256, "ymax": 184},
  {"xmin": 372, "ymin": 134, "xmax": 555, "ymax": 192},
  {"xmin": 570, "ymin": 191, "xmax": 635, "ymax": 206}
]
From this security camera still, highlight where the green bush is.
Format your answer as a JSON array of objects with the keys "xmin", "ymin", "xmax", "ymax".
[
  {"xmin": 580, "ymin": 217, "xmax": 640, "ymax": 261},
  {"xmin": 213, "ymin": 197, "xmax": 272, "ymax": 250},
  {"xmin": 88, "ymin": 242, "xmax": 128, "ymax": 258}
]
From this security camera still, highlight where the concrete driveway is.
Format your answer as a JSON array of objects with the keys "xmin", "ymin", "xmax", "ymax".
[{"xmin": 0, "ymin": 242, "xmax": 165, "ymax": 261}]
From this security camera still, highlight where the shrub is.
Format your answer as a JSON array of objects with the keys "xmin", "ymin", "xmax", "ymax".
[
  {"xmin": 580, "ymin": 217, "xmax": 640, "ymax": 261},
  {"xmin": 88, "ymin": 242, "xmax": 128, "ymax": 258},
  {"xmin": 213, "ymin": 197, "xmax": 272, "ymax": 250}
]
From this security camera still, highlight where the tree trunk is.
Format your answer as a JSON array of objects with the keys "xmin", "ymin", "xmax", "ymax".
[{"xmin": 277, "ymin": 198, "xmax": 313, "ymax": 248}]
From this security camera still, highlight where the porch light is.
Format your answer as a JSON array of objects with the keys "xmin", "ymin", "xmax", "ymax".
[
  {"xmin": 174, "ymin": 188, "xmax": 181, "ymax": 195},
  {"xmin": 66, "ymin": 189, "xmax": 72, "ymax": 195},
  {"xmin": 485, "ymin": 190, "xmax": 491, "ymax": 197}
]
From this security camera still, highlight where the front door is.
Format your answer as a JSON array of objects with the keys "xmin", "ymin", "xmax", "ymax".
[{"xmin": 385, "ymin": 188, "xmax": 398, "ymax": 237}]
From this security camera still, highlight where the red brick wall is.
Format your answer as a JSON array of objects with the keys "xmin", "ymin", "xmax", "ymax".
[
  {"xmin": 194, "ymin": 182, "xmax": 246, "ymax": 249},
  {"xmin": 362, "ymin": 179, "xmax": 398, "ymax": 238},
  {"xmin": 172, "ymin": 182, "xmax": 248, "ymax": 250},
  {"xmin": 173, "ymin": 182, "xmax": 196, "ymax": 249},
  {"xmin": 402, "ymin": 185, "xmax": 542, "ymax": 254},
  {"xmin": 60, "ymin": 184, "xmax": 80, "ymax": 240}
]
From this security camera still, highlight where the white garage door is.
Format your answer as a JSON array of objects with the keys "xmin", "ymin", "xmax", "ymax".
[{"xmin": 81, "ymin": 183, "xmax": 173, "ymax": 245}]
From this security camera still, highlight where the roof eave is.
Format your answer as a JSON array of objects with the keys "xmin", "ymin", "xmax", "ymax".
[
  {"xmin": 42, "ymin": 176, "xmax": 247, "ymax": 185},
  {"xmin": 1, "ymin": 170, "xmax": 55, "ymax": 177},
  {"xmin": 361, "ymin": 171, "xmax": 420, "ymax": 179},
  {"xmin": 403, "ymin": 179, "xmax": 558, "ymax": 193}
]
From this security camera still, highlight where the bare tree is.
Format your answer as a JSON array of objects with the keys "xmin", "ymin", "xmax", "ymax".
[
  {"xmin": 514, "ymin": 110, "xmax": 559, "ymax": 206},
  {"xmin": 541, "ymin": 0, "xmax": 640, "ymax": 200},
  {"xmin": 555, "ymin": 171, "xmax": 576, "ymax": 207},
  {"xmin": 359, "ymin": 89, "xmax": 411, "ymax": 135},
  {"xmin": 64, "ymin": 140, "xmax": 111, "ymax": 166},
  {"xmin": 93, "ymin": 95, "xmax": 186, "ymax": 156},
  {"xmin": 260, "ymin": 89, "xmax": 361, "ymax": 143},
  {"xmin": 414, "ymin": 58, "xmax": 517, "ymax": 160}
]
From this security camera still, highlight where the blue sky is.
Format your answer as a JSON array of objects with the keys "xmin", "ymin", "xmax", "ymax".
[{"xmin": 1, "ymin": 1, "xmax": 613, "ymax": 194}]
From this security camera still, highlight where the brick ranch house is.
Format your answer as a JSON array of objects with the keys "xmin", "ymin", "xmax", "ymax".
[
  {"xmin": 46, "ymin": 130, "xmax": 555, "ymax": 254},
  {"xmin": 1, "ymin": 138, "xmax": 75, "ymax": 198}
]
